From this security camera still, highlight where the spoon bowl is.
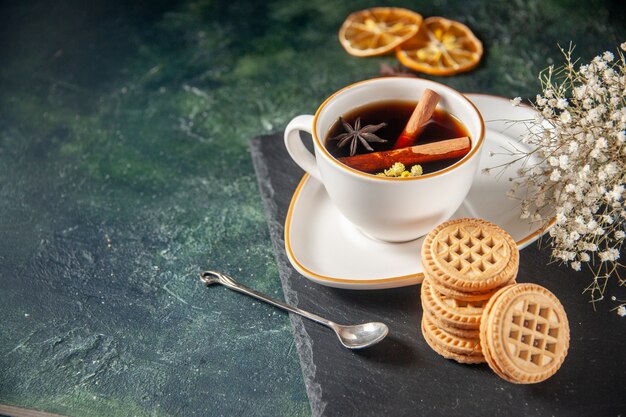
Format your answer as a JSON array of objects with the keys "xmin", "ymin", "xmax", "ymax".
[{"xmin": 333, "ymin": 322, "xmax": 389, "ymax": 349}]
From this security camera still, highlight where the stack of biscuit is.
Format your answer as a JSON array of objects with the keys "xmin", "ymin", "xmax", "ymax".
[
  {"xmin": 420, "ymin": 218, "xmax": 570, "ymax": 384},
  {"xmin": 420, "ymin": 218, "xmax": 519, "ymax": 364}
]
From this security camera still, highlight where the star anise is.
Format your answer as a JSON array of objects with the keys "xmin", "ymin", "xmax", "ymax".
[{"xmin": 330, "ymin": 117, "xmax": 387, "ymax": 156}]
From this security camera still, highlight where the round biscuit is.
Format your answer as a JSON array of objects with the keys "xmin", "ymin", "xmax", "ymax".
[
  {"xmin": 423, "ymin": 308, "xmax": 480, "ymax": 339},
  {"xmin": 421, "ymin": 218, "xmax": 519, "ymax": 293},
  {"xmin": 430, "ymin": 273, "xmax": 517, "ymax": 301},
  {"xmin": 421, "ymin": 278, "xmax": 487, "ymax": 329},
  {"xmin": 481, "ymin": 283, "xmax": 570, "ymax": 384},
  {"xmin": 480, "ymin": 285, "xmax": 519, "ymax": 383},
  {"xmin": 421, "ymin": 316, "xmax": 485, "ymax": 364},
  {"xmin": 422, "ymin": 312, "xmax": 483, "ymax": 357}
]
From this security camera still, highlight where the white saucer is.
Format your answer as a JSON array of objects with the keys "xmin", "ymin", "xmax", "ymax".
[{"xmin": 284, "ymin": 94, "xmax": 550, "ymax": 290}]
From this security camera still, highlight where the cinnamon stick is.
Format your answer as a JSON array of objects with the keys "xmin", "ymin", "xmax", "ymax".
[
  {"xmin": 338, "ymin": 136, "xmax": 470, "ymax": 173},
  {"xmin": 394, "ymin": 89, "xmax": 441, "ymax": 149}
]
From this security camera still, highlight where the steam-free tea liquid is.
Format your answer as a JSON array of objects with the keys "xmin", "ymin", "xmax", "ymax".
[{"xmin": 325, "ymin": 100, "xmax": 469, "ymax": 174}]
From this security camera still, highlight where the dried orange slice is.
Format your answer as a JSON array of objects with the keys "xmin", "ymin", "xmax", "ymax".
[
  {"xmin": 396, "ymin": 16, "xmax": 483, "ymax": 75},
  {"xmin": 339, "ymin": 8, "xmax": 423, "ymax": 57}
]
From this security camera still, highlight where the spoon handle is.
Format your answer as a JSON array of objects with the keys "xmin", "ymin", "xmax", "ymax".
[{"xmin": 200, "ymin": 271, "xmax": 334, "ymax": 328}]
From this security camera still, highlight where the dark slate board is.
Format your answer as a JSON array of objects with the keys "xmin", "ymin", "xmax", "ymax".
[{"xmin": 250, "ymin": 132, "xmax": 626, "ymax": 417}]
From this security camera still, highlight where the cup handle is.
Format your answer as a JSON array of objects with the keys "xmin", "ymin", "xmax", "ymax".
[{"xmin": 284, "ymin": 115, "xmax": 322, "ymax": 182}]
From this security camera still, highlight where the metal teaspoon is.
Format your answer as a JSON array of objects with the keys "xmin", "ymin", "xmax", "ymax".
[{"xmin": 200, "ymin": 271, "xmax": 389, "ymax": 349}]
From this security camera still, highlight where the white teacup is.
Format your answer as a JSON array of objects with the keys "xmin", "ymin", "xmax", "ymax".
[{"xmin": 284, "ymin": 77, "xmax": 484, "ymax": 242}]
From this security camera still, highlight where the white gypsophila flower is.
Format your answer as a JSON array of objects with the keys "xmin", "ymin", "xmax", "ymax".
[
  {"xmin": 520, "ymin": 208, "xmax": 530, "ymax": 219},
  {"xmin": 606, "ymin": 163, "xmax": 618, "ymax": 176},
  {"xmin": 536, "ymin": 95, "xmax": 547, "ymax": 106},
  {"xmin": 556, "ymin": 98, "xmax": 569, "ymax": 109},
  {"xmin": 611, "ymin": 185, "xmax": 624, "ymax": 201},
  {"xmin": 497, "ymin": 43, "xmax": 626, "ymax": 304},
  {"xmin": 588, "ymin": 107, "xmax": 603, "ymax": 123},
  {"xmin": 573, "ymin": 85, "xmax": 586, "ymax": 100},
  {"xmin": 590, "ymin": 147, "xmax": 602, "ymax": 159},
  {"xmin": 511, "ymin": 97, "xmax": 522, "ymax": 106},
  {"xmin": 618, "ymin": 305, "xmax": 626, "ymax": 317},
  {"xmin": 536, "ymin": 193, "xmax": 546, "ymax": 207},
  {"xmin": 599, "ymin": 248, "xmax": 620, "ymax": 262},
  {"xmin": 543, "ymin": 107, "xmax": 554, "ymax": 118}
]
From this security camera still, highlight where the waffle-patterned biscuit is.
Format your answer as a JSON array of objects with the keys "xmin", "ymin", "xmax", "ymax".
[
  {"xmin": 421, "ymin": 314, "xmax": 485, "ymax": 364},
  {"xmin": 421, "ymin": 278, "xmax": 489, "ymax": 330},
  {"xmin": 479, "ymin": 286, "xmax": 518, "ymax": 383},
  {"xmin": 480, "ymin": 283, "xmax": 570, "ymax": 384},
  {"xmin": 422, "ymin": 308, "xmax": 480, "ymax": 340},
  {"xmin": 429, "ymin": 274, "xmax": 517, "ymax": 301},
  {"xmin": 421, "ymin": 218, "xmax": 519, "ymax": 293}
]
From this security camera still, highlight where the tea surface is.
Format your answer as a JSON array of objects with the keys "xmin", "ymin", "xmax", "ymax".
[{"xmin": 325, "ymin": 100, "xmax": 470, "ymax": 174}]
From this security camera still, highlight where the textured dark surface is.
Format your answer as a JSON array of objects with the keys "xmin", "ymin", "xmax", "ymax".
[
  {"xmin": 0, "ymin": 0, "xmax": 625, "ymax": 416},
  {"xmin": 0, "ymin": 1, "xmax": 312, "ymax": 416},
  {"xmin": 251, "ymin": 132, "xmax": 626, "ymax": 417}
]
